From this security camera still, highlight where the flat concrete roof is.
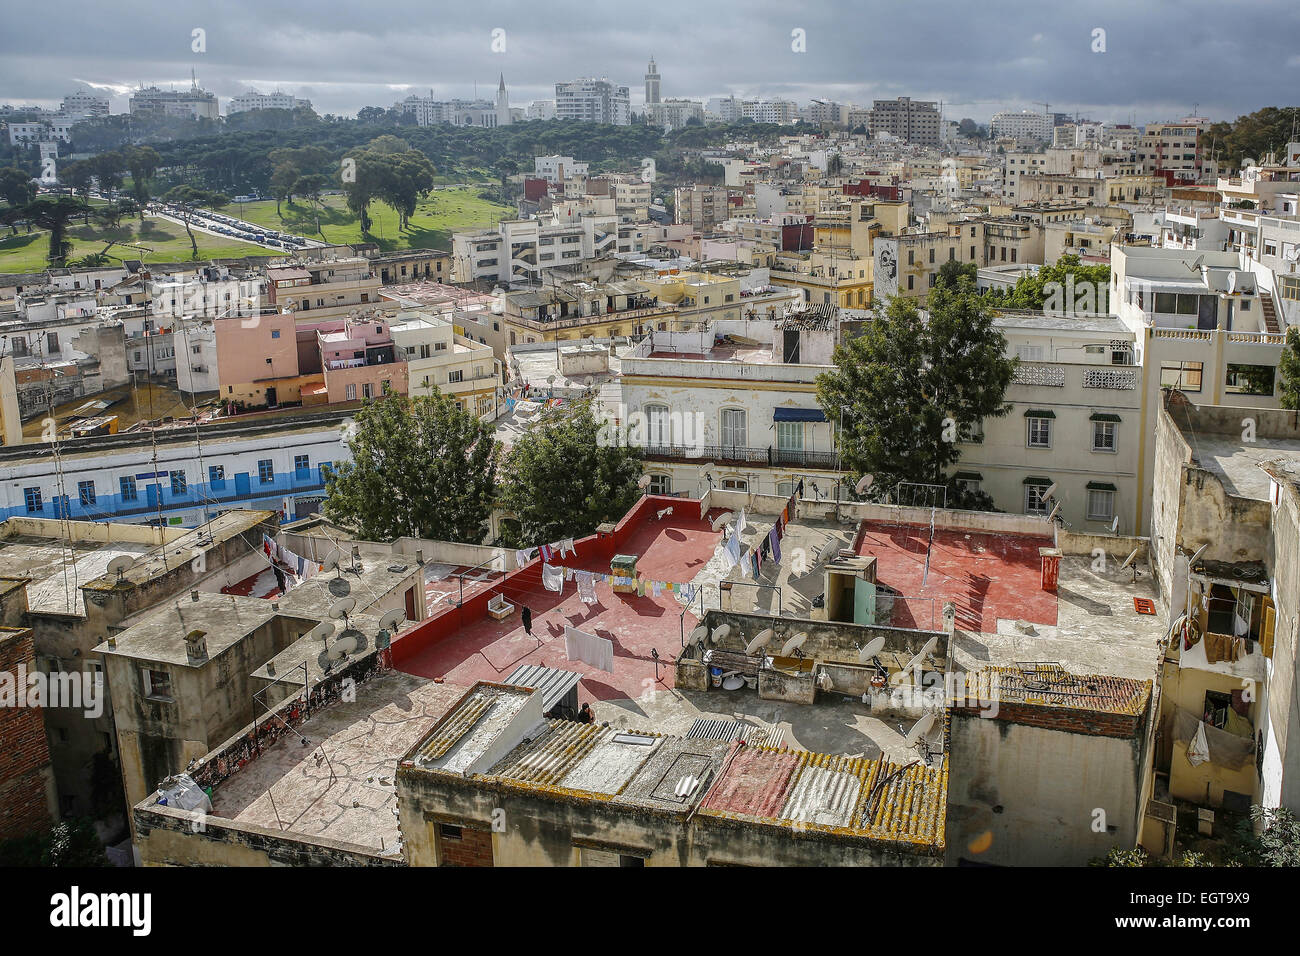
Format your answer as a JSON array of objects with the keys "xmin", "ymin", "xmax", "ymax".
[
  {"xmin": 95, "ymin": 592, "xmax": 285, "ymax": 665},
  {"xmin": 1181, "ymin": 434, "xmax": 1300, "ymax": 502},
  {"xmin": 0, "ymin": 536, "xmax": 153, "ymax": 616},
  {"xmin": 207, "ymin": 670, "xmax": 465, "ymax": 857}
]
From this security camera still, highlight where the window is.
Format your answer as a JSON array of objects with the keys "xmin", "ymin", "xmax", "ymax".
[
  {"xmin": 447, "ymin": 369, "xmax": 464, "ymax": 384},
  {"xmin": 271, "ymin": 329, "xmax": 280, "ymax": 339},
  {"xmin": 209, "ymin": 465, "xmax": 226, "ymax": 489},
  {"xmin": 647, "ymin": 474, "xmax": 672, "ymax": 495},
  {"xmin": 1224, "ymin": 364, "xmax": 1275, "ymax": 396},
  {"xmin": 721, "ymin": 477, "xmax": 748, "ymax": 491},
  {"xmin": 439, "ymin": 824, "xmax": 462, "ymax": 840},
  {"xmin": 78, "ymin": 481, "xmax": 96, "ymax": 507},
  {"xmin": 1026, "ymin": 417, "xmax": 1052, "ymax": 448},
  {"xmin": 120, "ymin": 476, "xmax": 137, "ymax": 502},
  {"xmin": 258, "ymin": 459, "xmax": 274, "ymax": 484},
  {"xmin": 907, "ymin": 275, "xmax": 915, "ymax": 291},
  {"xmin": 363, "ymin": 383, "xmax": 374, "ymax": 399},
  {"xmin": 345, "ymin": 383, "xmax": 357, "ymax": 401},
  {"xmin": 1024, "ymin": 482, "xmax": 1051, "ymax": 515},
  {"xmin": 1091, "ymin": 420, "xmax": 1117, "ymax": 452},
  {"xmin": 1016, "ymin": 345, "xmax": 1044, "ymax": 361},
  {"xmin": 294, "ymin": 455, "xmax": 310, "ymax": 475},
  {"xmin": 1159, "ymin": 360, "xmax": 1203, "ymax": 392},
  {"xmin": 142, "ymin": 668, "xmax": 173, "ymax": 701},
  {"xmin": 170, "ymin": 471, "xmax": 187, "ymax": 496},
  {"xmin": 720, "ymin": 408, "xmax": 747, "ymax": 448},
  {"xmin": 24, "ymin": 487, "xmax": 42, "ymax": 513},
  {"xmin": 644, "ymin": 404, "xmax": 671, "ymax": 445},
  {"xmin": 1087, "ymin": 488, "xmax": 1116, "ymax": 521}
]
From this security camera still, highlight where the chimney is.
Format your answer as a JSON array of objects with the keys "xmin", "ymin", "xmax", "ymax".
[{"xmin": 184, "ymin": 629, "xmax": 208, "ymax": 665}]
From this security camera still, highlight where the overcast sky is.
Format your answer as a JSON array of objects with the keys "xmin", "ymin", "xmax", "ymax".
[{"xmin": 2, "ymin": 0, "xmax": 1297, "ymax": 124}]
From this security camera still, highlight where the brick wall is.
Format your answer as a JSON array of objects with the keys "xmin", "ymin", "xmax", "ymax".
[
  {"xmin": 950, "ymin": 701, "xmax": 1144, "ymax": 739},
  {"xmin": 439, "ymin": 824, "xmax": 494, "ymax": 867},
  {"xmin": 0, "ymin": 629, "xmax": 55, "ymax": 840}
]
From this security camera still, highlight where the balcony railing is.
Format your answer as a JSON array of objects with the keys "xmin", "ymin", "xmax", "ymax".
[
  {"xmin": 1012, "ymin": 365, "xmax": 1066, "ymax": 387},
  {"xmin": 642, "ymin": 443, "xmax": 837, "ymax": 469},
  {"xmin": 1082, "ymin": 368, "xmax": 1138, "ymax": 389}
]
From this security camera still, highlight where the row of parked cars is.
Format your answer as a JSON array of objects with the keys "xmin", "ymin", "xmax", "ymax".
[{"xmin": 150, "ymin": 202, "xmax": 310, "ymax": 248}]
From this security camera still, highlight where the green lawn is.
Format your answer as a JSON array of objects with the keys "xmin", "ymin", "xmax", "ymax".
[
  {"xmin": 233, "ymin": 187, "xmax": 512, "ymax": 252},
  {"xmin": 0, "ymin": 213, "xmax": 269, "ymax": 273}
]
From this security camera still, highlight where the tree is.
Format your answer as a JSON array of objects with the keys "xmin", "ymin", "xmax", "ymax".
[
  {"xmin": 293, "ymin": 173, "xmax": 330, "ymax": 206},
  {"xmin": 162, "ymin": 185, "xmax": 230, "ymax": 259},
  {"xmin": 816, "ymin": 274, "xmax": 1016, "ymax": 509},
  {"xmin": 60, "ymin": 160, "xmax": 95, "ymax": 201},
  {"xmin": 984, "ymin": 254, "xmax": 1110, "ymax": 314},
  {"xmin": 88, "ymin": 150, "xmax": 124, "ymax": 195},
  {"xmin": 0, "ymin": 196, "xmax": 98, "ymax": 265},
  {"xmin": 1279, "ymin": 327, "xmax": 1300, "ymax": 410},
  {"xmin": 323, "ymin": 391, "xmax": 498, "ymax": 542},
  {"xmin": 123, "ymin": 144, "xmax": 161, "ymax": 220},
  {"xmin": 270, "ymin": 161, "xmax": 299, "ymax": 216},
  {"xmin": 498, "ymin": 403, "xmax": 643, "ymax": 547},
  {"xmin": 0, "ymin": 166, "xmax": 37, "ymax": 207},
  {"xmin": 1233, "ymin": 805, "xmax": 1300, "ymax": 866},
  {"xmin": 0, "ymin": 819, "xmax": 108, "ymax": 867}
]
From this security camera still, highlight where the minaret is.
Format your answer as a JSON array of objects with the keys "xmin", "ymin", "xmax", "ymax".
[
  {"xmin": 496, "ymin": 73, "xmax": 511, "ymax": 126},
  {"xmin": 645, "ymin": 57, "xmax": 660, "ymax": 105}
]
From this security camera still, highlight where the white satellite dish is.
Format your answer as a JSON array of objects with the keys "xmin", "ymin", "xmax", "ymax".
[
  {"xmin": 328, "ymin": 632, "xmax": 358, "ymax": 661},
  {"xmin": 637, "ymin": 474, "xmax": 652, "ymax": 489},
  {"xmin": 1119, "ymin": 548, "xmax": 1140, "ymax": 570},
  {"xmin": 1047, "ymin": 502, "xmax": 1062, "ymax": 522},
  {"xmin": 1110, "ymin": 516, "xmax": 1120, "ymax": 534},
  {"xmin": 107, "ymin": 554, "xmax": 135, "ymax": 580},
  {"xmin": 893, "ymin": 635, "xmax": 938, "ymax": 684},
  {"xmin": 710, "ymin": 511, "xmax": 735, "ymax": 532},
  {"xmin": 744, "ymin": 628, "xmax": 775, "ymax": 655},
  {"xmin": 306, "ymin": 621, "xmax": 334, "ymax": 643},
  {"xmin": 321, "ymin": 549, "xmax": 342, "ymax": 572},
  {"xmin": 711, "ymin": 624, "xmax": 731, "ymax": 644},
  {"xmin": 855, "ymin": 474, "xmax": 874, "ymax": 495},
  {"xmin": 378, "ymin": 608, "xmax": 405, "ymax": 631},
  {"xmin": 328, "ymin": 596, "xmax": 356, "ymax": 619},
  {"xmin": 903, "ymin": 712, "xmax": 937, "ymax": 747},
  {"xmin": 690, "ymin": 625, "xmax": 709, "ymax": 646},
  {"xmin": 698, "ymin": 463, "xmax": 715, "ymax": 479},
  {"xmin": 779, "ymin": 631, "xmax": 809, "ymax": 657},
  {"xmin": 858, "ymin": 636, "xmax": 886, "ymax": 663},
  {"xmin": 1042, "ymin": 482, "xmax": 1058, "ymax": 500}
]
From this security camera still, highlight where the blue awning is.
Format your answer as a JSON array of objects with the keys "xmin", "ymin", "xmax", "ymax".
[{"xmin": 774, "ymin": 407, "xmax": 827, "ymax": 423}]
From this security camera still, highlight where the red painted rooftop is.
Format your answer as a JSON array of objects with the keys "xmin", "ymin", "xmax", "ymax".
[
  {"xmin": 393, "ymin": 498, "xmax": 729, "ymax": 704},
  {"xmin": 855, "ymin": 520, "xmax": 1058, "ymax": 633}
]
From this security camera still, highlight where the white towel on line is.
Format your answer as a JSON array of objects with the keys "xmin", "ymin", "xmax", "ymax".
[{"xmin": 565, "ymin": 625, "xmax": 614, "ymax": 672}]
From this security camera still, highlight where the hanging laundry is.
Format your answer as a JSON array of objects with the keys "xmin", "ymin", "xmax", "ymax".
[
  {"xmin": 576, "ymin": 570, "xmax": 597, "ymax": 605},
  {"xmin": 565, "ymin": 625, "xmax": 614, "ymax": 672},
  {"xmin": 542, "ymin": 563, "xmax": 565, "ymax": 593},
  {"xmin": 736, "ymin": 509, "xmax": 748, "ymax": 539},
  {"xmin": 559, "ymin": 538, "xmax": 576, "ymax": 558},
  {"xmin": 652, "ymin": 580, "xmax": 664, "ymax": 598},
  {"xmin": 723, "ymin": 533, "xmax": 742, "ymax": 569},
  {"xmin": 768, "ymin": 527, "xmax": 782, "ymax": 563}
]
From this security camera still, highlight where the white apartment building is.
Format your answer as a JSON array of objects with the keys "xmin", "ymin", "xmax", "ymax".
[
  {"xmin": 395, "ymin": 78, "xmax": 511, "ymax": 127},
  {"xmin": 742, "ymin": 99, "xmax": 801, "ymax": 125},
  {"xmin": 1002, "ymin": 151, "xmax": 1049, "ymax": 200},
  {"xmin": 128, "ymin": 84, "xmax": 220, "ymax": 121},
  {"xmin": 228, "ymin": 89, "xmax": 312, "ymax": 113},
  {"xmin": 61, "ymin": 90, "xmax": 109, "ymax": 118},
  {"xmin": 649, "ymin": 99, "xmax": 705, "ymax": 130},
  {"xmin": 534, "ymin": 155, "xmax": 589, "ymax": 182},
  {"xmin": 525, "ymin": 100, "xmax": 556, "ymax": 120},
  {"xmin": 451, "ymin": 216, "xmax": 619, "ymax": 286},
  {"xmin": 391, "ymin": 311, "xmax": 501, "ymax": 418},
  {"xmin": 554, "ymin": 78, "xmax": 630, "ymax": 125},
  {"xmin": 990, "ymin": 110, "xmax": 1053, "ymax": 143},
  {"xmin": 608, "ymin": 312, "xmax": 843, "ymax": 499},
  {"xmin": 1139, "ymin": 121, "xmax": 1205, "ymax": 182},
  {"xmin": 7, "ymin": 120, "xmax": 75, "ymax": 145}
]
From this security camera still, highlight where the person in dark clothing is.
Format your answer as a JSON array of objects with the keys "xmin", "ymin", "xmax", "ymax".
[
  {"xmin": 521, "ymin": 605, "xmax": 533, "ymax": 636},
  {"xmin": 577, "ymin": 703, "xmax": 594, "ymax": 724}
]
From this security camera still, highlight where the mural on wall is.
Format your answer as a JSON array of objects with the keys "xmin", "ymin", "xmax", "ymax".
[{"xmin": 874, "ymin": 239, "xmax": 900, "ymax": 301}]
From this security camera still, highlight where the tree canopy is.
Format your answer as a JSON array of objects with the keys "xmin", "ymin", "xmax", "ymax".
[
  {"xmin": 816, "ymin": 269, "xmax": 1016, "ymax": 509},
  {"xmin": 323, "ymin": 391, "xmax": 498, "ymax": 543},
  {"xmin": 1279, "ymin": 327, "xmax": 1300, "ymax": 411},
  {"xmin": 497, "ymin": 403, "xmax": 644, "ymax": 547}
]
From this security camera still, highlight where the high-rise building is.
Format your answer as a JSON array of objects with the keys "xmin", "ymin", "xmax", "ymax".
[
  {"xmin": 128, "ymin": 75, "xmax": 219, "ymax": 121},
  {"xmin": 989, "ymin": 109, "xmax": 1053, "ymax": 143},
  {"xmin": 555, "ymin": 78, "xmax": 630, "ymax": 125},
  {"xmin": 645, "ymin": 57, "xmax": 660, "ymax": 106},
  {"xmin": 867, "ymin": 97, "xmax": 941, "ymax": 145},
  {"xmin": 60, "ymin": 90, "xmax": 109, "ymax": 119},
  {"xmin": 228, "ymin": 89, "xmax": 313, "ymax": 113},
  {"xmin": 496, "ymin": 74, "xmax": 511, "ymax": 127}
]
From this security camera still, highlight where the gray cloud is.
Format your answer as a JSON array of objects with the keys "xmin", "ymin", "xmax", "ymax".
[{"xmin": 2, "ymin": 0, "xmax": 1296, "ymax": 123}]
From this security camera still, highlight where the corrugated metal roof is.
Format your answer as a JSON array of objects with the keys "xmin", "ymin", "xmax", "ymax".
[
  {"xmin": 503, "ymin": 664, "xmax": 582, "ymax": 713},
  {"xmin": 489, "ymin": 719, "xmax": 605, "ymax": 785}
]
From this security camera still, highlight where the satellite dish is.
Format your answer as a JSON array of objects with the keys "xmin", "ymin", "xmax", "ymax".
[
  {"xmin": 1042, "ymin": 482, "xmax": 1058, "ymax": 500},
  {"xmin": 328, "ymin": 631, "xmax": 359, "ymax": 660},
  {"xmin": 1189, "ymin": 543, "xmax": 1209, "ymax": 568},
  {"xmin": 744, "ymin": 628, "xmax": 775, "ymax": 655},
  {"xmin": 328, "ymin": 576, "xmax": 352, "ymax": 598},
  {"xmin": 1119, "ymin": 548, "xmax": 1140, "ymax": 570},
  {"xmin": 858, "ymin": 636, "xmax": 886, "ymax": 663},
  {"xmin": 107, "ymin": 554, "xmax": 135, "ymax": 580},
  {"xmin": 903, "ymin": 712, "xmax": 937, "ymax": 747},
  {"xmin": 378, "ymin": 608, "xmax": 405, "ymax": 631},
  {"xmin": 711, "ymin": 624, "xmax": 731, "ymax": 644},
  {"xmin": 329, "ymin": 597, "xmax": 356, "ymax": 619},
  {"xmin": 1110, "ymin": 516, "xmax": 1120, "ymax": 534},
  {"xmin": 638, "ymin": 474, "xmax": 652, "ymax": 489},
  {"xmin": 306, "ymin": 621, "xmax": 334, "ymax": 643},
  {"xmin": 1047, "ymin": 502, "xmax": 1061, "ymax": 522},
  {"xmin": 321, "ymin": 549, "xmax": 341, "ymax": 572},
  {"xmin": 855, "ymin": 473, "xmax": 874, "ymax": 495},
  {"xmin": 690, "ymin": 625, "xmax": 709, "ymax": 646},
  {"xmin": 710, "ymin": 511, "xmax": 735, "ymax": 532},
  {"xmin": 779, "ymin": 631, "xmax": 809, "ymax": 657},
  {"xmin": 893, "ymin": 635, "xmax": 938, "ymax": 684}
]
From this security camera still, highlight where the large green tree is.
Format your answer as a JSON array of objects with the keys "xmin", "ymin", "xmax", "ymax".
[
  {"xmin": 162, "ymin": 185, "xmax": 230, "ymax": 259},
  {"xmin": 0, "ymin": 166, "xmax": 37, "ymax": 207},
  {"xmin": 498, "ymin": 403, "xmax": 643, "ymax": 547},
  {"xmin": 1279, "ymin": 327, "xmax": 1300, "ymax": 410},
  {"xmin": 123, "ymin": 144, "xmax": 161, "ymax": 219},
  {"xmin": 817, "ymin": 270, "xmax": 1016, "ymax": 509},
  {"xmin": 0, "ymin": 195, "xmax": 99, "ymax": 265},
  {"xmin": 323, "ymin": 391, "xmax": 498, "ymax": 542}
]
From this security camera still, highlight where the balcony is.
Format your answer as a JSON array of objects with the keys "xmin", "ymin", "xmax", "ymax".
[
  {"xmin": 1012, "ymin": 364, "xmax": 1066, "ymax": 387},
  {"xmin": 642, "ymin": 443, "xmax": 837, "ymax": 469},
  {"xmin": 1081, "ymin": 368, "xmax": 1138, "ymax": 389}
]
